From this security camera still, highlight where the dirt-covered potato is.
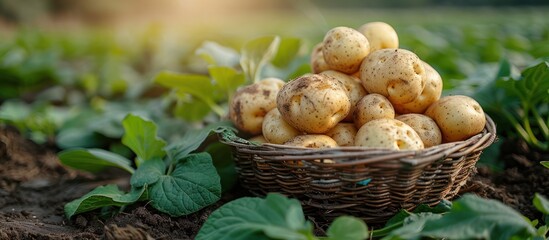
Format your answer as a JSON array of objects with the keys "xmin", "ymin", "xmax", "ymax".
[
  {"xmin": 229, "ymin": 78, "xmax": 285, "ymax": 135},
  {"xmin": 354, "ymin": 118, "xmax": 424, "ymax": 150},
  {"xmin": 325, "ymin": 123, "xmax": 357, "ymax": 146},
  {"xmin": 359, "ymin": 48, "xmax": 426, "ymax": 105},
  {"xmin": 394, "ymin": 61, "xmax": 443, "ymax": 114},
  {"xmin": 425, "ymin": 95, "xmax": 486, "ymax": 142},
  {"xmin": 322, "ymin": 26, "xmax": 370, "ymax": 74},
  {"xmin": 262, "ymin": 108, "xmax": 300, "ymax": 144},
  {"xmin": 284, "ymin": 134, "xmax": 338, "ymax": 148},
  {"xmin": 310, "ymin": 43, "xmax": 330, "ymax": 74},
  {"xmin": 320, "ymin": 70, "xmax": 367, "ymax": 121},
  {"xmin": 277, "ymin": 74, "xmax": 351, "ymax": 133},
  {"xmin": 357, "ymin": 21, "xmax": 399, "ymax": 53},
  {"xmin": 353, "ymin": 93, "xmax": 395, "ymax": 128},
  {"xmin": 396, "ymin": 114, "xmax": 441, "ymax": 148}
]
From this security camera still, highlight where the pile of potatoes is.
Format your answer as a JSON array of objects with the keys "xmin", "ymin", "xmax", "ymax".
[{"xmin": 229, "ymin": 22, "xmax": 486, "ymax": 151}]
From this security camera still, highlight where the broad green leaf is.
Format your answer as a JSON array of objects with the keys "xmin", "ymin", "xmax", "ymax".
[
  {"xmin": 130, "ymin": 158, "xmax": 165, "ymax": 188},
  {"xmin": 326, "ymin": 216, "xmax": 368, "ymax": 240},
  {"xmin": 122, "ymin": 114, "xmax": 166, "ymax": 166},
  {"xmin": 58, "ymin": 148, "xmax": 134, "ymax": 174},
  {"xmin": 148, "ymin": 153, "xmax": 221, "ymax": 217},
  {"xmin": 196, "ymin": 193, "xmax": 313, "ymax": 240},
  {"xmin": 195, "ymin": 41, "xmax": 240, "ymax": 67},
  {"xmin": 173, "ymin": 97, "xmax": 212, "ymax": 122},
  {"xmin": 382, "ymin": 213, "xmax": 443, "ymax": 240},
  {"xmin": 240, "ymin": 36, "xmax": 280, "ymax": 83},
  {"xmin": 208, "ymin": 66, "xmax": 246, "ymax": 99},
  {"xmin": 64, "ymin": 184, "xmax": 145, "ymax": 219},
  {"xmin": 541, "ymin": 161, "xmax": 549, "ymax": 169},
  {"xmin": 167, "ymin": 122, "xmax": 234, "ymax": 161},
  {"xmin": 533, "ymin": 193, "xmax": 549, "ymax": 215},
  {"xmin": 205, "ymin": 142, "xmax": 237, "ymax": 192},
  {"xmin": 498, "ymin": 61, "xmax": 549, "ymax": 107},
  {"xmin": 271, "ymin": 37, "xmax": 302, "ymax": 68},
  {"xmin": 56, "ymin": 128, "xmax": 103, "ymax": 149}
]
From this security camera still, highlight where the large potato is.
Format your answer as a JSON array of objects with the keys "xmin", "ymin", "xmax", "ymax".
[
  {"xmin": 425, "ymin": 95, "xmax": 486, "ymax": 142},
  {"xmin": 353, "ymin": 93, "xmax": 395, "ymax": 128},
  {"xmin": 394, "ymin": 61, "xmax": 443, "ymax": 114},
  {"xmin": 322, "ymin": 27, "xmax": 370, "ymax": 74},
  {"xmin": 359, "ymin": 49, "xmax": 426, "ymax": 105},
  {"xmin": 284, "ymin": 134, "xmax": 338, "ymax": 148},
  {"xmin": 357, "ymin": 21, "xmax": 399, "ymax": 52},
  {"xmin": 325, "ymin": 123, "xmax": 357, "ymax": 146},
  {"xmin": 396, "ymin": 114, "xmax": 442, "ymax": 148},
  {"xmin": 229, "ymin": 78, "xmax": 285, "ymax": 135},
  {"xmin": 310, "ymin": 43, "xmax": 330, "ymax": 74},
  {"xmin": 277, "ymin": 74, "xmax": 350, "ymax": 133},
  {"xmin": 354, "ymin": 118, "xmax": 424, "ymax": 150},
  {"xmin": 319, "ymin": 70, "xmax": 367, "ymax": 121},
  {"xmin": 262, "ymin": 108, "xmax": 300, "ymax": 144}
]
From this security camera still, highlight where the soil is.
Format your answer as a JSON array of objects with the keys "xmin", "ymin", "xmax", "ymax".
[{"xmin": 1, "ymin": 126, "xmax": 548, "ymax": 239}]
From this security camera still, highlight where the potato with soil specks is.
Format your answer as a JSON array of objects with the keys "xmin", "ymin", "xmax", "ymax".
[
  {"xmin": 310, "ymin": 43, "xmax": 330, "ymax": 74},
  {"xmin": 229, "ymin": 78, "xmax": 285, "ymax": 135},
  {"xmin": 322, "ymin": 27, "xmax": 370, "ymax": 74},
  {"xmin": 354, "ymin": 118, "xmax": 424, "ymax": 150},
  {"xmin": 425, "ymin": 95, "xmax": 486, "ymax": 142},
  {"xmin": 325, "ymin": 123, "xmax": 357, "ymax": 147},
  {"xmin": 359, "ymin": 48, "xmax": 425, "ymax": 105},
  {"xmin": 284, "ymin": 134, "xmax": 338, "ymax": 148},
  {"xmin": 262, "ymin": 108, "xmax": 300, "ymax": 144},
  {"xmin": 357, "ymin": 22, "xmax": 399, "ymax": 52},
  {"xmin": 277, "ymin": 74, "xmax": 350, "ymax": 133},
  {"xmin": 396, "ymin": 114, "xmax": 441, "ymax": 148},
  {"xmin": 394, "ymin": 61, "xmax": 443, "ymax": 114},
  {"xmin": 320, "ymin": 70, "xmax": 367, "ymax": 121},
  {"xmin": 353, "ymin": 93, "xmax": 395, "ymax": 128}
]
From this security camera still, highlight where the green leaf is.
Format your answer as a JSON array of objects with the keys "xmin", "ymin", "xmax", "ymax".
[
  {"xmin": 173, "ymin": 97, "xmax": 212, "ymax": 122},
  {"xmin": 382, "ymin": 213, "xmax": 443, "ymax": 240},
  {"xmin": 148, "ymin": 153, "xmax": 221, "ymax": 217},
  {"xmin": 271, "ymin": 37, "xmax": 302, "ymax": 68},
  {"xmin": 205, "ymin": 142, "xmax": 237, "ymax": 192},
  {"xmin": 240, "ymin": 36, "xmax": 280, "ymax": 83},
  {"xmin": 167, "ymin": 122, "xmax": 233, "ymax": 161},
  {"xmin": 130, "ymin": 158, "xmax": 165, "ymax": 188},
  {"xmin": 122, "ymin": 114, "xmax": 166, "ymax": 166},
  {"xmin": 195, "ymin": 41, "xmax": 240, "ymax": 67},
  {"xmin": 58, "ymin": 148, "xmax": 134, "ymax": 174},
  {"xmin": 64, "ymin": 184, "xmax": 145, "ymax": 219},
  {"xmin": 541, "ymin": 161, "xmax": 549, "ymax": 169},
  {"xmin": 208, "ymin": 65, "xmax": 246, "ymax": 99},
  {"xmin": 533, "ymin": 193, "xmax": 549, "ymax": 215},
  {"xmin": 195, "ymin": 193, "xmax": 314, "ymax": 240},
  {"xmin": 326, "ymin": 216, "xmax": 368, "ymax": 240}
]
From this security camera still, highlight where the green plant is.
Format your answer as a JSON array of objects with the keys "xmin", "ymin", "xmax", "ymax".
[{"xmin": 59, "ymin": 114, "xmax": 233, "ymax": 218}]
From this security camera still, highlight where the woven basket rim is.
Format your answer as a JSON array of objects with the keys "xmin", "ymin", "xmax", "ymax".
[{"xmin": 219, "ymin": 115, "xmax": 496, "ymax": 167}]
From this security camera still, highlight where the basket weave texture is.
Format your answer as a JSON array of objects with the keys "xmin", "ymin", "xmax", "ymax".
[{"xmin": 219, "ymin": 116, "xmax": 496, "ymax": 223}]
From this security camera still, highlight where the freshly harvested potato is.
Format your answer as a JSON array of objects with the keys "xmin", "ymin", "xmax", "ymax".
[
  {"xmin": 284, "ymin": 134, "xmax": 338, "ymax": 148},
  {"xmin": 248, "ymin": 135, "xmax": 268, "ymax": 144},
  {"xmin": 277, "ymin": 74, "xmax": 351, "ymax": 133},
  {"xmin": 322, "ymin": 26, "xmax": 370, "ymax": 74},
  {"xmin": 359, "ymin": 48, "xmax": 426, "ymax": 105},
  {"xmin": 353, "ymin": 93, "xmax": 395, "ymax": 128},
  {"xmin": 425, "ymin": 95, "xmax": 486, "ymax": 142},
  {"xmin": 396, "ymin": 114, "xmax": 442, "ymax": 148},
  {"xmin": 320, "ymin": 70, "xmax": 367, "ymax": 121},
  {"xmin": 394, "ymin": 61, "xmax": 443, "ymax": 114},
  {"xmin": 357, "ymin": 21, "xmax": 399, "ymax": 52},
  {"xmin": 310, "ymin": 43, "xmax": 330, "ymax": 74},
  {"xmin": 325, "ymin": 123, "xmax": 357, "ymax": 146},
  {"xmin": 262, "ymin": 108, "xmax": 300, "ymax": 144},
  {"xmin": 229, "ymin": 78, "xmax": 285, "ymax": 135},
  {"xmin": 354, "ymin": 118, "xmax": 424, "ymax": 150}
]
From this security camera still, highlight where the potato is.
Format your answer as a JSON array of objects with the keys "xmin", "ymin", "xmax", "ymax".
[
  {"xmin": 325, "ymin": 123, "xmax": 357, "ymax": 146},
  {"xmin": 229, "ymin": 78, "xmax": 285, "ymax": 135},
  {"xmin": 394, "ymin": 61, "xmax": 443, "ymax": 114},
  {"xmin": 359, "ymin": 48, "xmax": 426, "ymax": 105},
  {"xmin": 425, "ymin": 95, "xmax": 486, "ymax": 142},
  {"xmin": 322, "ymin": 26, "xmax": 370, "ymax": 74},
  {"xmin": 396, "ymin": 114, "xmax": 442, "ymax": 148},
  {"xmin": 354, "ymin": 118, "xmax": 424, "ymax": 150},
  {"xmin": 248, "ymin": 135, "xmax": 268, "ymax": 144},
  {"xmin": 284, "ymin": 134, "xmax": 338, "ymax": 148},
  {"xmin": 319, "ymin": 70, "xmax": 367, "ymax": 121},
  {"xmin": 353, "ymin": 93, "xmax": 395, "ymax": 128},
  {"xmin": 277, "ymin": 74, "xmax": 351, "ymax": 133},
  {"xmin": 262, "ymin": 108, "xmax": 300, "ymax": 144},
  {"xmin": 310, "ymin": 43, "xmax": 330, "ymax": 74},
  {"xmin": 357, "ymin": 21, "xmax": 399, "ymax": 52}
]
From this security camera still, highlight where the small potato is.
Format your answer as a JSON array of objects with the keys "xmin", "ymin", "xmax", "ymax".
[
  {"xmin": 322, "ymin": 26, "xmax": 370, "ymax": 74},
  {"xmin": 277, "ymin": 74, "xmax": 350, "ymax": 133},
  {"xmin": 248, "ymin": 135, "xmax": 268, "ymax": 144},
  {"xmin": 396, "ymin": 114, "xmax": 442, "ymax": 148},
  {"xmin": 262, "ymin": 108, "xmax": 300, "ymax": 144},
  {"xmin": 229, "ymin": 78, "xmax": 285, "ymax": 135},
  {"xmin": 354, "ymin": 118, "xmax": 424, "ymax": 150},
  {"xmin": 325, "ymin": 123, "xmax": 357, "ymax": 146},
  {"xmin": 394, "ymin": 61, "xmax": 443, "ymax": 114},
  {"xmin": 359, "ymin": 48, "xmax": 426, "ymax": 105},
  {"xmin": 320, "ymin": 70, "xmax": 367, "ymax": 121},
  {"xmin": 353, "ymin": 93, "xmax": 395, "ymax": 128},
  {"xmin": 425, "ymin": 95, "xmax": 486, "ymax": 142},
  {"xmin": 357, "ymin": 21, "xmax": 399, "ymax": 52},
  {"xmin": 310, "ymin": 43, "xmax": 331, "ymax": 74},
  {"xmin": 284, "ymin": 134, "xmax": 338, "ymax": 148}
]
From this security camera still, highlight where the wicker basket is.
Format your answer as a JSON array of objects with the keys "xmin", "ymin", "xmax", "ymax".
[{"xmin": 219, "ymin": 116, "xmax": 496, "ymax": 223}]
